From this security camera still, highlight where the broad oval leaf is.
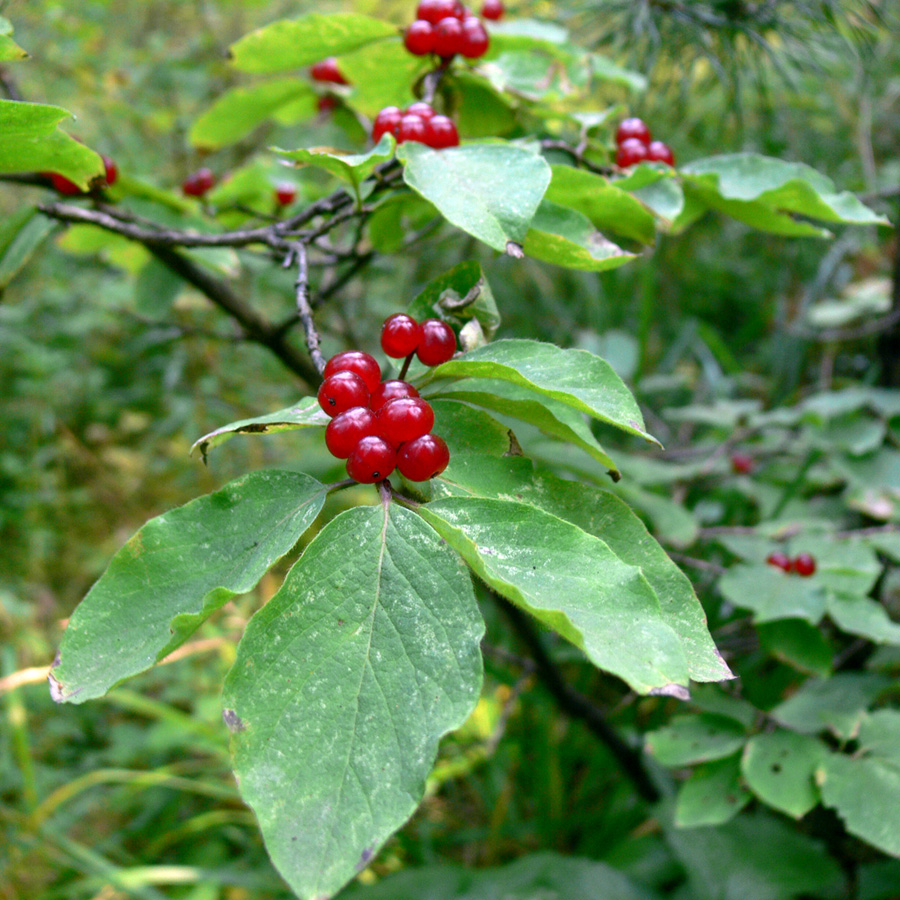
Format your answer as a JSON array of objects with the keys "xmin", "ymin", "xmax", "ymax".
[
  {"xmin": 400, "ymin": 142, "xmax": 550, "ymax": 253},
  {"xmin": 645, "ymin": 714, "xmax": 747, "ymax": 766},
  {"xmin": 0, "ymin": 208, "xmax": 57, "ymax": 290},
  {"xmin": 192, "ymin": 397, "xmax": 329, "ymax": 461},
  {"xmin": 228, "ymin": 14, "xmax": 397, "ymax": 75},
  {"xmin": 222, "ymin": 503, "xmax": 483, "ymax": 900},
  {"xmin": 419, "ymin": 496, "xmax": 690, "ymax": 695},
  {"xmin": 50, "ymin": 470, "xmax": 328, "ymax": 704},
  {"xmin": 674, "ymin": 756, "xmax": 750, "ymax": 828},
  {"xmin": 428, "ymin": 339, "xmax": 658, "ymax": 445},
  {"xmin": 718, "ymin": 564, "xmax": 826, "ymax": 624},
  {"xmin": 741, "ymin": 731, "xmax": 824, "ymax": 819}
]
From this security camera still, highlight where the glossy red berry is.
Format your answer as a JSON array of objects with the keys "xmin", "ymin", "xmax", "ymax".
[
  {"xmin": 616, "ymin": 117, "xmax": 651, "ymax": 146},
  {"xmin": 416, "ymin": 319, "xmax": 456, "ymax": 366},
  {"xmin": 425, "ymin": 115, "xmax": 459, "ymax": 149},
  {"xmin": 372, "ymin": 106, "xmax": 403, "ymax": 143},
  {"xmin": 101, "ymin": 155, "xmax": 118, "ymax": 187},
  {"xmin": 646, "ymin": 140, "xmax": 676, "ymax": 166},
  {"xmin": 793, "ymin": 553, "xmax": 817, "ymax": 577},
  {"xmin": 766, "ymin": 552, "xmax": 792, "ymax": 572},
  {"xmin": 381, "ymin": 313, "xmax": 420, "ymax": 358},
  {"xmin": 397, "ymin": 433, "xmax": 450, "ymax": 481},
  {"xmin": 275, "ymin": 182, "xmax": 297, "ymax": 206},
  {"xmin": 404, "ymin": 19, "xmax": 436, "ymax": 55},
  {"xmin": 310, "ymin": 58, "xmax": 348, "ymax": 85},
  {"xmin": 370, "ymin": 380, "xmax": 420, "ymax": 412},
  {"xmin": 433, "ymin": 16, "xmax": 464, "ymax": 57},
  {"xmin": 325, "ymin": 407, "xmax": 380, "ymax": 459},
  {"xmin": 481, "ymin": 0, "xmax": 504, "ymax": 19},
  {"xmin": 731, "ymin": 453, "xmax": 755, "ymax": 475},
  {"xmin": 397, "ymin": 113, "xmax": 428, "ymax": 145},
  {"xmin": 460, "ymin": 16, "xmax": 489, "ymax": 58},
  {"xmin": 406, "ymin": 101, "xmax": 435, "ymax": 121},
  {"xmin": 417, "ymin": 0, "xmax": 464, "ymax": 24},
  {"xmin": 378, "ymin": 397, "xmax": 436, "ymax": 445},
  {"xmin": 347, "ymin": 435, "xmax": 397, "ymax": 483},
  {"xmin": 49, "ymin": 172, "xmax": 83, "ymax": 195},
  {"xmin": 615, "ymin": 138, "xmax": 649, "ymax": 168},
  {"xmin": 182, "ymin": 168, "xmax": 215, "ymax": 197},
  {"xmin": 323, "ymin": 350, "xmax": 382, "ymax": 393},
  {"xmin": 317, "ymin": 371, "xmax": 370, "ymax": 418}
]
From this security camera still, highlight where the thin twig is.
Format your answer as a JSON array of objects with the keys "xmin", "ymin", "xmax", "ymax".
[
  {"xmin": 667, "ymin": 552, "xmax": 728, "ymax": 575},
  {"xmin": 287, "ymin": 242, "xmax": 326, "ymax": 375},
  {"xmin": 540, "ymin": 139, "xmax": 615, "ymax": 177}
]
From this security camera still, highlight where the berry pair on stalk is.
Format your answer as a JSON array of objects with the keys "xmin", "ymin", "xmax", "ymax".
[
  {"xmin": 372, "ymin": 102, "xmax": 459, "ymax": 148},
  {"xmin": 316, "ymin": 316, "xmax": 456, "ymax": 484},
  {"xmin": 46, "ymin": 155, "xmax": 118, "ymax": 196},
  {"xmin": 404, "ymin": 0, "xmax": 490, "ymax": 60},
  {"xmin": 614, "ymin": 118, "xmax": 675, "ymax": 169},
  {"xmin": 766, "ymin": 551, "xmax": 817, "ymax": 577}
]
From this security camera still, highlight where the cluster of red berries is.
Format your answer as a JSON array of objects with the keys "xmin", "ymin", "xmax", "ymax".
[
  {"xmin": 372, "ymin": 101, "xmax": 459, "ymax": 148},
  {"xmin": 403, "ymin": 0, "xmax": 492, "ymax": 60},
  {"xmin": 309, "ymin": 57, "xmax": 349, "ymax": 113},
  {"xmin": 46, "ymin": 155, "xmax": 118, "ymax": 196},
  {"xmin": 614, "ymin": 118, "xmax": 675, "ymax": 169},
  {"xmin": 766, "ymin": 551, "xmax": 816, "ymax": 577},
  {"xmin": 317, "ymin": 315, "xmax": 457, "ymax": 484}
]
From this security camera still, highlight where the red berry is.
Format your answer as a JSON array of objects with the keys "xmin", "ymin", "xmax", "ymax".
[
  {"xmin": 731, "ymin": 453, "xmax": 754, "ymax": 475},
  {"xmin": 616, "ymin": 117, "xmax": 651, "ymax": 146},
  {"xmin": 49, "ymin": 172, "xmax": 82, "ymax": 195},
  {"xmin": 102, "ymin": 155, "xmax": 118, "ymax": 187},
  {"xmin": 460, "ymin": 16, "xmax": 489, "ymax": 58},
  {"xmin": 325, "ymin": 407, "xmax": 380, "ymax": 459},
  {"xmin": 370, "ymin": 380, "xmax": 420, "ymax": 412},
  {"xmin": 275, "ymin": 182, "xmax": 297, "ymax": 206},
  {"xmin": 397, "ymin": 433, "xmax": 450, "ymax": 481},
  {"xmin": 404, "ymin": 19, "xmax": 436, "ymax": 55},
  {"xmin": 793, "ymin": 553, "xmax": 817, "ymax": 577},
  {"xmin": 425, "ymin": 115, "xmax": 459, "ymax": 149},
  {"xmin": 323, "ymin": 350, "xmax": 382, "ymax": 393},
  {"xmin": 317, "ymin": 95, "xmax": 338, "ymax": 113},
  {"xmin": 397, "ymin": 113, "xmax": 428, "ymax": 145},
  {"xmin": 766, "ymin": 552, "xmax": 792, "ymax": 572},
  {"xmin": 481, "ymin": 0, "xmax": 504, "ymax": 19},
  {"xmin": 417, "ymin": 0, "xmax": 464, "ymax": 24},
  {"xmin": 182, "ymin": 168, "xmax": 215, "ymax": 197},
  {"xmin": 381, "ymin": 314, "xmax": 420, "ymax": 358},
  {"xmin": 310, "ymin": 58, "xmax": 348, "ymax": 85},
  {"xmin": 317, "ymin": 371, "xmax": 370, "ymax": 417},
  {"xmin": 615, "ymin": 138, "xmax": 649, "ymax": 168},
  {"xmin": 406, "ymin": 101, "xmax": 435, "ymax": 121},
  {"xmin": 416, "ymin": 319, "xmax": 456, "ymax": 366},
  {"xmin": 377, "ymin": 397, "xmax": 435, "ymax": 445},
  {"xmin": 646, "ymin": 140, "xmax": 676, "ymax": 166},
  {"xmin": 372, "ymin": 106, "xmax": 403, "ymax": 143},
  {"xmin": 433, "ymin": 16, "xmax": 464, "ymax": 57},
  {"xmin": 347, "ymin": 435, "xmax": 397, "ymax": 483}
]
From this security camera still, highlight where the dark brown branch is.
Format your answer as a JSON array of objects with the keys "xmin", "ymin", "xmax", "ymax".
[
  {"xmin": 497, "ymin": 597, "xmax": 661, "ymax": 802},
  {"xmin": 0, "ymin": 68, "xmax": 23, "ymax": 101},
  {"xmin": 287, "ymin": 243, "xmax": 326, "ymax": 375},
  {"xmin": 540, "ymin": 139, "xmax": 615, "ymax": 177}
]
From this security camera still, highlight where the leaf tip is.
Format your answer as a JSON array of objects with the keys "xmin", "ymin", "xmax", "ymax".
[{"xmin": 648, "ymin": 683, "xmax": 690, "ymax": 701}]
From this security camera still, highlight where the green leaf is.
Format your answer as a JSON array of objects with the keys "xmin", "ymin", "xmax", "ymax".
[
  {"xmin": 771, "ymin": 674, "xmax": 891, "ymax": 739},
  {"xmin": 276, "ymin": 134, "xmax": 395, "ymax": 200},
  {"xmin": 50, "ymin": 471, "xmax": 328, "ymax": 705},
  {"xmin": 340, "ymin": 39, "xmax": 429, "ymax": 118},
  {"xmin": 826, "ymin": 593, "xmax": 900, "ymax": 645},
  {"xmin": 0, "ymin": 100, "xmax": 103, "ymax": 186},
  {"xmin": 645, "ymin": 714, "xmax": 747, "ymax": 766},
  {"xmin": 426, "ymin": 379, "xmax": 619, "ymax": 474},
  {"xmin": 858, "ymin": 710, "xmax": 900, "ymax": 766},
  {"xmin": 612, "ymin": 482, "xmax": 700, "ymax": 548},
  {"xmin": 428, "ymin": 339, "xmax": 657, "ymax": 445},
  {"xmin": 222, "ymin": 503, "xmax": 483, "ymax": 900},
  {"xmin": 717, "ymin": 564, "xmax": 826, "ymax": 623},
  {"xmin": 419, "ymin": 496, "xmax": 690, "ymax": 695},
  {"xmin": 430, "ymin": 400, "xmax": 512, "ymax": 457},
  {"xmin": 432, "ymin": 456, "xmax": 730, "ymax": 682},
  {"xmin": 0, "ymin": 16, "xmax": 27, "ymax": 62},
  {"xmin": 400, "ymin": 142, "xmax": 551, "ymax": 253},
  {"xmin": 523, "ymin": 200, "xmax": 636, "ymax": 272},
  {"xmin": 545, "ymin": 166, "xmax": 657, "ymax": 244},
  {"xmin": 407, "ymin": 260, "xmax": 501, "ymax": 344},
  {"xmin": 818, "ymin": 754, "xmax": 900, "ymax": 857},
  {"xmin": 190, "ymin": 79, "xmax": 316, "ymax": 150},
  {"xmin": 741, "ymin": 731, "xmax": 825, "ymax": 819},
  {"xmin": 679, "ymin": 153, "xmax": 889, "ymax": 236},
  {"xmin": 191, "ymin": 397, "xmax": 329, "ymax": 461},
  {"xmin": 0, "ymin": 208, "xmax": 56, "ymax": 290},
  {"xmin": 228, "ymin": 14, "xmax": 397, "ymax": 75},
  {"xmin": 757, "ymin": 619, "xmax": 833, "ymax": 677},
  {"xmin": 675, "ymin": 756, "xmax": 750, "ymax": 827}
]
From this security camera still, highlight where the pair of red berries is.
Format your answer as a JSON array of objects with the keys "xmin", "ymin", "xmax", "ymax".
[
  {"xmin": 404, "ymin": 0, "xmax": 490, "ymax": 60},
  {"xmin": 182, "ymin": 168, "xmax": 216, "ymax": 197},
  {"xmin": 47, "ymin": 155, "xmax": 118, "ymax": 196},
  {"xmin": 766, "ymin": 552, "xmax": 817, "ymax": 577},
  {"xmin": 614, "ymin": 118, "xmax": 675, "ymax": 169},
  {"xmin": 372, "ymin": 102, "xmax": 459, "ymax": 148}
]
